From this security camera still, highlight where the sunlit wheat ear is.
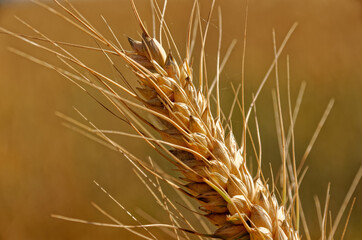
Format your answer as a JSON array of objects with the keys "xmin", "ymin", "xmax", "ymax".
[
  {"xmin": 3, "ymin": 1, "xmax": 300, "ymax": 239},
  {"xmin": 108, "ymin": 1, "xmax": 303, "ymax": 239},
  {"xmin": 1, "ymin": 0, "xmax": 361, "ymax": 239}
]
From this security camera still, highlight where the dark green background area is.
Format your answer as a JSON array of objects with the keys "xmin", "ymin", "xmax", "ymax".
[{"xmin": 0, "ymin": 0, "xmax": 361, "ymax": 239}]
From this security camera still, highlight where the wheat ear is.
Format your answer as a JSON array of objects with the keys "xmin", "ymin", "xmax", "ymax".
[
  {"xmin": 0, "ymin": 1, "xmax": 299, "ymax": 238},
  {"xmin": 117, "ymin": 2, "xmax": 300, "ymax": 240},
  {"xmin": 9, "ymin": 0, "xmax": 362, "ymax": 239}
]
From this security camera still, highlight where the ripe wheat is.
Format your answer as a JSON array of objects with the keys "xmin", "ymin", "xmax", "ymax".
[
  {"xmin": 123, "ymin": 7, "xmax": 298, "ymax": 240},
  {"xmin": 1, "ymin": 0, "xmax": 361, "ymax": 239}
]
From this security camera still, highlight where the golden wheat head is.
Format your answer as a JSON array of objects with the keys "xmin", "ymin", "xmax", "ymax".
[{"xmin": 1, "ymin": 0, "xmax": 361, "ymax": 239}]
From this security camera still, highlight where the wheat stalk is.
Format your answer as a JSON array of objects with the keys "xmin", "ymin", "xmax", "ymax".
[{"xmin": 1, "ymin": 0, "xmax": 361, "ymax": 239}]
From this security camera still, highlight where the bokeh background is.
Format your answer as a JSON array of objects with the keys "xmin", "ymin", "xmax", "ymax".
[{"xmin": 0, "ymin": 0, "xmax": 361, "ymax": 239}]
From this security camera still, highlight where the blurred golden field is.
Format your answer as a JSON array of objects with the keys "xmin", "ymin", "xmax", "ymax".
[{"xmin": 0, "ymin": 0, "xmax": 361, "ymax": 239}]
